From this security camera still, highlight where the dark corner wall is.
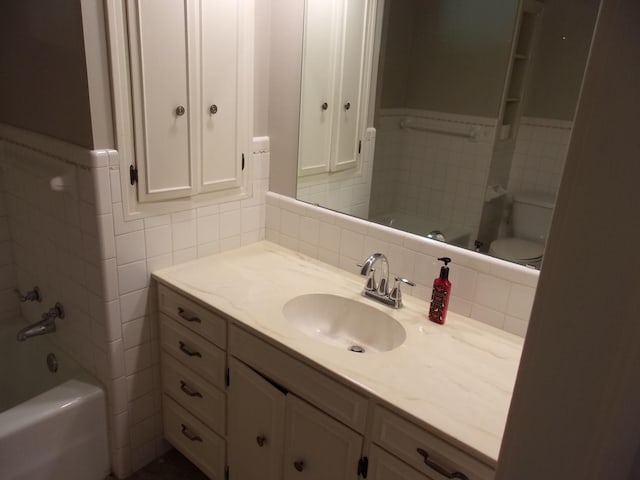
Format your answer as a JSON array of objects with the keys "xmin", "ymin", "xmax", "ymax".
[{"xmin": 0, "ymin": 0, "xmax": 94, "ymax": 149}]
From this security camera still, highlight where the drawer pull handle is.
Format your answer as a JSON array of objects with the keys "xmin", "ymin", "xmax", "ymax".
[
  {"xmin": 181, "ymin": 423, "xmax": 203, "ymax": 442},
  {"xmin": 256, "ymin": 435, "xmax": 267, "ymax": 447},
  {"xmin": 177, "ymin": 307, "xmax": 201, "ymax": 323},
  {"xmin": 180, "ymin": 380, "xmax": 203, "ymax": 398},
  {"xmin": 293, "ymin": 460, "xmax": 305, "ymax": 472},
  {"xmin": 416, "ymin": 448, "xmax": 469, "ymax": 480},
  {"xmin": 178, "ymin": 341, "xmax": 202, "ymax": 358}
]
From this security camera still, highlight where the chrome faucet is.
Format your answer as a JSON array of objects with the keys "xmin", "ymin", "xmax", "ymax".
[
  {"xmin": 359, "ymin": 253, "xmax": 414, "ymax": 308},
  {"xmin": 16, "ymin": 303, "xmax": 64, "ymax": 342}
]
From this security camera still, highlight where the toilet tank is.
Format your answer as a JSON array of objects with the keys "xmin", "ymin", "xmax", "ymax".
[{"xmin": 512, "ymin": 192, "xmax": 556, "ymax": 243}]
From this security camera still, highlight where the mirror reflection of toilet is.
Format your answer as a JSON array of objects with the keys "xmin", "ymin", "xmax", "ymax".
[{"xmin": 489, "ymin": 192, "xmax": 556, "ymax": 269}]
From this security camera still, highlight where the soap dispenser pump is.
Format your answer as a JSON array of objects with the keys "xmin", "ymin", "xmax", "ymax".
[{"xmin": 428, "ymin": 257, "xmax": 452, "ymax": 325}]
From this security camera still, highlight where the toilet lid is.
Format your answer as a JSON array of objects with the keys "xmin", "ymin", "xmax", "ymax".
[{"xmin": 490, "ymin": 238, "xmax": 544, "ymax": 261}]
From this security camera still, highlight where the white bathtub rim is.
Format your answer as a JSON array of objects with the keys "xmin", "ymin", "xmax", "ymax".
[{"xmin": 0, "ymin": 373, "xmax": 105, "ymax": 437}]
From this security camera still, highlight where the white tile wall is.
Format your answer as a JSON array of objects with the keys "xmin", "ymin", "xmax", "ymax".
[
  {"xmin": 0, "ymin": 164, "xmax": 19, "ymax": 320},
  {"xmin": 266, "ymin": 192, "xmax": 538, "ymax": 337},
  {"xmin": 0, "ymin": 132, "xmax": 270, "ymax": 479}
]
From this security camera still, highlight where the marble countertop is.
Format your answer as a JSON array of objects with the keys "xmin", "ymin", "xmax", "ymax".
[{"xmin": 152, "ymin": 241, "xmax": 523, "ymax": 467}]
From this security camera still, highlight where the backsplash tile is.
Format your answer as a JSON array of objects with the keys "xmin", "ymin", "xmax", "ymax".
[{"xmin": 266, "ymin": 192, "xmax": 538, "ymax": 336}]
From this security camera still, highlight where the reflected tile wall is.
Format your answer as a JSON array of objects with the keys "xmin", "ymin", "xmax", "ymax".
[
  {"xmin": 508, "ymin": 117, "xmax": 572, "ymax": 196},
  {"xmin": 371, "ymin": 109, "xmax": 497, "ymax": 245}
]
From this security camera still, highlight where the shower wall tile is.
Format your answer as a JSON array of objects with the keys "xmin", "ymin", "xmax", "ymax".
[
  {"xmin": 266, "ymin": 192, "xmax": 538, "ymax": 337},
  {"xmin": 0, "ymin": 134, "xmax": 270, "ymax": 479}
]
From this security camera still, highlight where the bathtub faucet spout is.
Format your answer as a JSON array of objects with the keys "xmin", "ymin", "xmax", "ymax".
[{"xmin": 16, "ymin": 303, "xmax": 65, "ymax": 342}]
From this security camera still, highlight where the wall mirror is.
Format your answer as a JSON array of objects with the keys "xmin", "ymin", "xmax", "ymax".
[{"xmin": 296, "ymin": 0, "xmax": 600, "ymax": 269}]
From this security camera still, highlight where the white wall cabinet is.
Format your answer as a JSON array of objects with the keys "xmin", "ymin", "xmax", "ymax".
[
  {"xmin": 158, "ymin": 284, "xmax": 493, "ymax": 480},
  {"xmin": 298, "ymin": 0, "xmax": 373, "ymax": 176},
  {"xmin": 108, "ymin": 0, "xmax": 253, "ymax": 209}
]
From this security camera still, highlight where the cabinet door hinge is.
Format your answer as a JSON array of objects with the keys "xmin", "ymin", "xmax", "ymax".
[
  {"xmin": 358, "ymin": 140, "xmax": 362, "ymax": 155},
  {"xmin": 241, "ymin": 153, "xmax": 245, "ymax": 171},
  {"xmin": 225, "ymin": 465, "xmax": 229, "ymax": 480},
  {"xmin": 358, "ymin": 456, "xmax": 368, "ymax": 478},
  {"xmin": 129, "ymin": 165, "xmax": 138, "ymax": 185},
  {"xmin": 225, "ymin": 367, "xmax": 230, "ymax": 386}
]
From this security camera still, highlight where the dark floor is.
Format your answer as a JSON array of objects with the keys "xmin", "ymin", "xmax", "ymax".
[{"xmin": 110, "ymin": 449, "xmax": 208, "ymax": 480}]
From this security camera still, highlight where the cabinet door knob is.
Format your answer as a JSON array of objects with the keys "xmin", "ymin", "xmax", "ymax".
[
  {"xmin": 175, "ymin": 105, "xmax": 186, "ymax": 116},
  {"xmin": 256, "ymin": 435, "xmax": 267, "ymax": 447},
  {"xmin": 416, "ymin": 448, "xmax": 469, "ymax": 480},
  {"xmin": 344, "ymin": 101, "xmax": 351, "ymax": 111},
  {"xmin": 209, "ymin": 104, "xmax": 218, "ymax": 115},
  {"xmin": 321, "ymin": 102, "xmax": 328, "ymax": 111},
  {"xmin": 293, "ymin": 460, "xmax": 305, "ymax": 472}
]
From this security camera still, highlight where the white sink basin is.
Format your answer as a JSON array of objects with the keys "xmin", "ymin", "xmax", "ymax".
[{"xmin": 282, "ymin": 294, "xmax": 406, "ymax": 353}]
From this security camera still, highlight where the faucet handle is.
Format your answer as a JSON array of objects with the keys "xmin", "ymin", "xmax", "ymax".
[
  {"xmin": 357, "ymin": 263, "xmax": 377, "ymax": 292},
  {"xmin": 390, "ymin": 277, "xmax": 416, "ymax": 308},
  {"xmin": 15, "ymin": 286, "xmax": 42, "ymax": 303}
]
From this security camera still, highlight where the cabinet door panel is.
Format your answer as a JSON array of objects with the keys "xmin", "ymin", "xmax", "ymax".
[
  {"xmin": 298, "ymin": 0, "xmax": 339, "ymax": 176},
  {"xmin": 228, "ymin": 357, "xmax": 286, "ymax": 480},
  {"xmin": 200, "ymin": 0, "xmax": 243, "ymax": 192},
  {"xmin": 331, "ymin": 0, "xmax": 368, "ymax": 172},
  {"xmin": 128, "ymin": 0, "xmax": 194, "ymax": 201},
  {"xmin": 283, "ymin": 394, "xmax": 362, "ymax": 480}
]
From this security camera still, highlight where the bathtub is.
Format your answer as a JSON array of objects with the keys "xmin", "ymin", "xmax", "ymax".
[
  {"xmin": 0, "ymin": 317, "xmax": 111, "ymax": 480},
  {"xmin": 370, "ymin": 211, "xmax": 471, "ymax": 248}
]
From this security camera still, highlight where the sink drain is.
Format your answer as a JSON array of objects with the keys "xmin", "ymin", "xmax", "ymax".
[{"xmin": 348, "ymin": 345, "xmax": 365, "ymax": 353}]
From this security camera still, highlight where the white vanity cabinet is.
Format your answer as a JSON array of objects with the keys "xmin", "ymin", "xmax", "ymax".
[
  {"xmin": 111, "ymin": 0, "xmax": 253, "ymax": 203},
  {"xmin": 229, "ymin": 324, "xmax": 366, "ymax": 479},
  {"xmin": 227, "ymin": 356, "xmax": 363, "ymax": 480},
  {"xmin": 368, "ymin": 407, "xmax": 495, "ymax": 480},
  {"xmin": 158, "ymin": 285, "xmax": 228, "ymax": 479},
  {"xmin": 157, "ymin": 283, "xmax": 497, "ymax": 480},
  {"xmin": 298, "ymin": 0, "xmax": 373, "ymax": 176}
]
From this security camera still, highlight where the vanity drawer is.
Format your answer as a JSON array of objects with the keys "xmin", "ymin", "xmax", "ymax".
[
  {"xmin": 368, "ymin": 445, "xmax": 431, "ymax": 480},
  {"xmin": 158, "ymin": 284, "xmax": 227, "ymax": 349},
  {"xmin": 372, "ymin": 407, "xmax": 495, "ymax": 480},
  {"xmin": 160, "ymin": 314, "xmax": 226, "ymax": 388},
  {"xmin": 162, "ymin": 354, "xmax": 226, "ymax": 434},
  {"xmin": 230, "ymin": 324, "xmax": 368, "ymax": 432},
  {"xmin": 163, "ymin": 394, "xmax": 225, "ymax": 480}
]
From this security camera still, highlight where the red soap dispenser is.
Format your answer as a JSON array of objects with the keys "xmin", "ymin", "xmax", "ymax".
[{"xmin": 428, "ymin": 257, "xmax": 452, "ymax": 325}]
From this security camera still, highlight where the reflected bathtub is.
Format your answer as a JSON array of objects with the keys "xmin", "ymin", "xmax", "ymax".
[{"xmin": 0, "ymin": 317, "xmax": 110, "ymax": 480}]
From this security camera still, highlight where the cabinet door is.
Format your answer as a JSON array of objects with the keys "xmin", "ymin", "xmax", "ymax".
[
  {"xmin": 198, "ymin": 0, "xmax": 248, "ymax": 193},
  {"xmin": 298, "ymin": 0, "xmax": 340, "ymax": 176},
  {"xmin": 331, "ymin": 0, "xmax": 368, "ymax": 172},
  {"xmin": 283, "ymin": 394, "xmax": 363, "ymax": 480},
  {"xmin": 368, "ymin": 445, "xmax": 432, "ymax": 480},
  {"xmin": 228, "ymin": 357, "xmax": 286, "ymax": 480},
  {"xmin": 127, "ymin": 0, "xmax": 194, "ymax": 202}
]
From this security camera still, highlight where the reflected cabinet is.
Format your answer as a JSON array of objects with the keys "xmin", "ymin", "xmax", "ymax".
[{"xmin": 298, "ymin": 0, "xmax": 374, "ymax": 177}]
